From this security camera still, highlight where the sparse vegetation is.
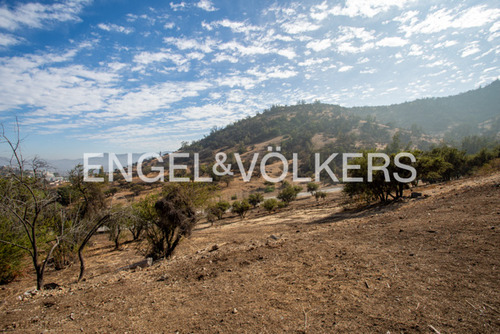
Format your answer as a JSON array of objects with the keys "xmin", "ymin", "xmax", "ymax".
[
  {"xmin": 277, "ymin": 185, "xmax": 302, "ymax": 206},
  {"xmin": 262, "ymin": 198, "xmax": 279, "ymax": 213},
  {"xmin": 231, "ymin": 199, "xmax": 251, "ymax": 218},
  {"xmin": 248, "ymin": 193, "xmax": 264, "ymax": 208}
]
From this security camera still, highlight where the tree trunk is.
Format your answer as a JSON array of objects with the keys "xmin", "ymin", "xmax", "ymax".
[
  {"xmin": 77, "ymin": 214, "xmax": 110, "ymax": 282},
  {"xmin": 35, "ymin": 266, "xmax": 43, "ymax": 291},
  {"xmin": 78, "ymin": 248, "xmax": 85, "ymax": 282}
]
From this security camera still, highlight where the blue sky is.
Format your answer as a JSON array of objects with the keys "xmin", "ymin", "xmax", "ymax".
[{"xmin": 0, "ymin": 0, "xmax": 498, "ymax": 159}]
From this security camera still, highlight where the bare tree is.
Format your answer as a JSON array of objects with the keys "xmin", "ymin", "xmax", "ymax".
[
  {"xmin": 65, "ymin": 164, "xmax": 111, "ymax": 282},
  {"xmin": 0, "ymin": 123, "xmax": 63, "ymax": 290}
]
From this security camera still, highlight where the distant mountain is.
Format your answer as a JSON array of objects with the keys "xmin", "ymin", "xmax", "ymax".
[
  {"xmin": 0, "ymin": 153, "xmax": 149, "ymax": 175},
  {"xmin": 183, "ymin": 80, "xmax": 499, "ymax": 159},
  {"xmin": 350, "ymin": 79, "xmax": 500, "ymax": 136}
]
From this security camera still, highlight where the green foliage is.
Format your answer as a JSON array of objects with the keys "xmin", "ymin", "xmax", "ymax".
[
  {"xmin": 231, "ymin": 199, "xmax": 251, "ymax": 218},
  {"xmin": 306, "ymin": 182, "xmax": 319, "ymax": 194},
  {"xmin": 56, "ymin": 185, "xmax": 80, "ymax": 206},
  {"xmin": 145, "ymin": 184, "xmax": 197, "ymax": 260},
  {"xmin": 162, "ymin": 182, "xmax": 218, "ymax": 209},
  {"xmin": 277, "ymin": 185, "xmax": 302, "ymax": 206},
  {"xmin": 314, "ymin": 191, "xmax": 327, "ymax": 201},
  {"xmin": 343, "ymin": 151, "xmax": 412, "ymax": 202},
  {"xmin": 248, "ymin": 193, "xmax": 264, "ymax": 208},
  {"xmin": 262, "ymin": 198, "xmax": 279, "ymax": 213},
  {"xmin": 264, "ymin": 185, "xmax": 275, "ymax": 193},
  {"xmin": 207, "ymin": 200, "xmax": 231, "ymax": 220},
  {"xmin": 0, "ymin": 216, "xmax": 25, "ymax": 284},
  {"xmin": 231, "ymin": 194, "xmax": 237, "ymax": 200},
  {"xmin": 416, "ymin": 146, "xmax": 467, "ymax": 182}
]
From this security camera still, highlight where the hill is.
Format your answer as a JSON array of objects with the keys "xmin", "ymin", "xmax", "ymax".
[
  {"xmin": 183, "ymin": 80, "xmax": 500, "ymax": 159},
  {"xmin": 350, "ymin": 79, "xmax": 500, "ymax": 138},
  {"xmin": 1, "ymin": 171, "xmax": 499, "ymax": 332}
]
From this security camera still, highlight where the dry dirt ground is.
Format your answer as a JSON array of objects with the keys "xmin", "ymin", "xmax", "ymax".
[{"xmin": 1, "ymin": 172, "xmax": 500, "ymax": 333}]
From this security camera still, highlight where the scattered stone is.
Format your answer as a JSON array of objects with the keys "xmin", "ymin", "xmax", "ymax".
[
  {"xmin": 117, "ymin": 258, "xmax": 153, "ymax": 271},
  {"xmin": 69, "ymin": 313, "xmax": 75, "ymax": 321},
  {"xmin": 270, "ymin": 234, "xmax": 279, "ymax": 240},
  {"xmin": 209, "ymin": 244, "xmax": 219, "ymax": 252},
  {"xmin": 411, "ymin": 192, "xmax": 422, "ymax": 198},
  {"xmin": 232, "ymin": 308, "xmax": 238, "ymax": 314}
]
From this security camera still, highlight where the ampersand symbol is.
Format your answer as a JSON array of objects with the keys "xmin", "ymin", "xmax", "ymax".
[{"xmin": 213, "ymin": 152, "xmax": 234, "ymax": 176}]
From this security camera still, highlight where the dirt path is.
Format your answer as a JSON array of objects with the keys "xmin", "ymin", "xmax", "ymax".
[{"xmin": 1, "ymin": 173, "xmax": 499, "ymax": 333}]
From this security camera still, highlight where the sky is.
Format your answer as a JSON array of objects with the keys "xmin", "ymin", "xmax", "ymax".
[{"xmin": 0, "ymin": 0, "xmax": 498, "ymax": 160}]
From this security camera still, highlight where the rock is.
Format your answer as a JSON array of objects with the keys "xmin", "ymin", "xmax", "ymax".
[
  {"xmin": 117, "ymin": 258, "xmax": 153, "ymax": 271},
  {"xmin": 270, "ymin": 234, "xmax": 279, "ymax": 240},
  {"xmin": 69, "ymin": 313, "xmax": 75, "ymax": 321},
  {"xmin": 209, "ymin": 244, "xmax": 219, "ymax": 252},
  {"xmin": 411, "ymin": 192, "xmax": 422, "ymax": 198},
  {"xmin": 232, "ymin": 308, "xmax": 238, "ymax": 314}
]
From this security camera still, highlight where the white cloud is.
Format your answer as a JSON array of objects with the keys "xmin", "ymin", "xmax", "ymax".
[
  {"xmin": 169, "ymin": 2, "xmax": 186, "ymax": 11},
  {"xmin": 196, "ymin": 0, "xmax": 217, "ymax": 12},
  {"xmin": 400, "ymin": 5, "xmax": 500, "ymax": 37},
  {"xmin": 97, "ymin": 23, "xmax": 134, "ymax": 34},
  {"xmin": 247, "ymin": 66, "xmax": 298, "ymax": 80},
  {"xmin": 0, "ymin": 33, "xmax": 22, "ymax": 47},
  {"xmin": 360, "ymin": 68, "xmax": 377, "ymax": 74},
  {"xmin": 102, "ymin": 81, "xmax": 212, "ymax": 120},
  {"xmin": 337, "ymin": 26, "xmax": 376, "ymax": 43},
  {"xmin": 212, "ymin": 53, "xmax": 239, "ymax": 63},
  {"xmin": 277, "ymin": 48, "xmax": 297, "ymax": 59},
  {"xmin": 164, "ymin": 36, "xmax": 216, "ymax": 53},
  {"xmin": 306, "ymin": 39, "xmax": 332, "ymax": 52},
  {"xmin": 327, "ymin": 0, "xmax": 415, "ymax": 19},
  {"xmin": 338, "ymin": 65, "xmax": 353, "ymax": 72},
  {"xmin": 132, "ymin": 50, "xmax": 189, "ymax": 72},
  {"xmin": 298, "ymin": 58, "xmax": 330, "ymax": 67},
  {"xmin": 0, "ymin": 0, "xmax": 90, "ymax": 31},
  {"xmin": 218, "ymin": 41, "xmax": 272, "ymax": 56},
  {"xmin": 377, "ymin": 37, "xmax": 408, "ymax": 47},
  {"xmin": 163, "ymin": 22, "xmax": 175, "ymax": 29},
  {"xmin": 281, "ymin": 14, "xmax": 321, "ymax": 34},
  {"xmin": 433, "ymin": 40, "xmax": 458, "ymax": 48},
  {"xmin": 408, "ymin": 44, "xmax": 423, "ymax": 56},
  {"xmin": 461, "ymin": 44, "xmax": 481, "ymax": 58},
  {"xmin": 205, "ymin": 19, "xmax": 261, "ymax": 34},
  {"xmin": 337, "ymin": 42, "xmax": 375, "ymax": 54}
]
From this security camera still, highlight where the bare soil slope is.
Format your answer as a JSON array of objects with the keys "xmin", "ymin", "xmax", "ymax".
[{"xmin": 1, "ymin": 173, "xmax": 500, "ymax": 333}]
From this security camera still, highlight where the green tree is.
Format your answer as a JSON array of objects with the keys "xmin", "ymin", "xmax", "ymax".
[
  {"xmin": 145, "ymin": 184, "xmax": 197, "ymax": 260},
  {"xmin": 232, "ymin": 199, "xmax": 251, "ymax": 218},
  {"xmin": 248, "ymin": 193, "xmax": 264, "ymax": 208},
  {"xmin": 277, "ymin": 185, "xmax": 302, "ymax": 206},
  {"xmin": 306, "ymin": 182, "xmax": 319, "ymax": 195},
  {"xmin": 262, "ymin": 198, "xmax": 279, "ymax": 213}
]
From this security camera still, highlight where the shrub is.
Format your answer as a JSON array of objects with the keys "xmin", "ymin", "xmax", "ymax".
[
  {"xmin": 306, "ymin": 182, "xmax": 319, "ymax": 195},
  {"xmin": 207, "ymin": 201, "xmax": 231, "ymax": 220},
  {"xmin": 277, "ymin": 185, "xmax": 302, "ymax": 206},
  {"xmin": 0, "ymin": 217, "xmax": 25, "ymax": 284},
  {"xmin": 231, "ymin": 194, "xmax": 238, "ymax": 200},
  {"xmin": 264, "ymin": 185, "xmax": 275, "ymax": 193},
  {"xmin": 314, "ymin": 191, "xmax": 327, "ymax": 201},
  {"xmin": 145, "ymin": 185, "xmax": 197, "ymax": 260},
  {"xmin": 232, "ymin": 200, "xmax": 251, "ymax": 218},
  {"xmin": 262, "ymin": 198, "xmax": 279, "ymax": 213},
  {"xmin": 248, "ymin": 193, "xmax": 264, "ymax": 208}
]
